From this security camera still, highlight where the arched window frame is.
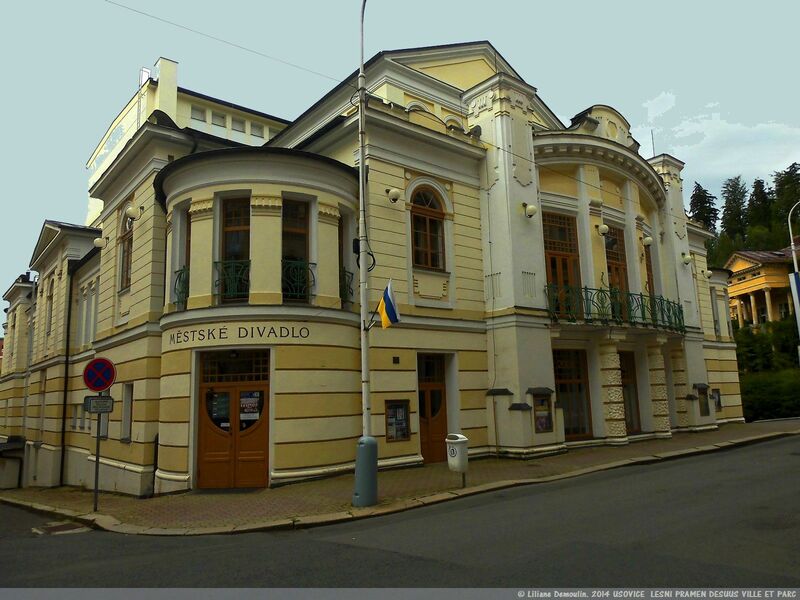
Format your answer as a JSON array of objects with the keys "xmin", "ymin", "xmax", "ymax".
[
  {"xmin": 410, "ymin": 186, "xmax": 447, "ymax": 271},
  {"xmin": 118, "ymin": 205, "xmax": 135, "ymax": 292},
  {"xmin": 45, "ymin": 278, "xmax": 54, "ymax": 335}
]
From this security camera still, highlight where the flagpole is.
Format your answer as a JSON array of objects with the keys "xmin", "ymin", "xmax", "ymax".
[{"xmin": 352, "ymin": 0, "xmax": 378, "ymax": 507}]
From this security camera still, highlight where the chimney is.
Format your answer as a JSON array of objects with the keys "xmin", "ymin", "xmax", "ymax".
[{"xmin": 153, "ymin": 57, "xmax": 179, "ymax": 121}]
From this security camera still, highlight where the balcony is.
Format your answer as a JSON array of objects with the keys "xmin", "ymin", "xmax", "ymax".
[
  {"xmin": 339, "ymin": 267, "xmax": 354, "ymax": 304},
  {"xmin": 282, "ymin": 259, "xmax": 315, "ymax": 303},
  {"xmin": 214, "ymin": 260, "xmax": 250, "ymax": 303},
  {"xmin": 545, "ymin": 284, "xmax": 685, "ymax": 333},
  {"xmin": 174, "ymin": 266, "xmax": 189, "ymax": 310}
]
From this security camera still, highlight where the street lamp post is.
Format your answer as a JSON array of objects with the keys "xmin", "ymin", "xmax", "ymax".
[
  {"xmin": 352, "ymin": 0, "xmax": 378, "ymax": 508},
  {"xmin": 787, "ymin": 200, "xmax": 800, "ymax": 365}
]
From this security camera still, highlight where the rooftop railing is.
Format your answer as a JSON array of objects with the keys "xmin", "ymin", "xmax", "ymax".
[{"xmin": 545, "ymin": 284, "xmax": 685, "ymax": 333}]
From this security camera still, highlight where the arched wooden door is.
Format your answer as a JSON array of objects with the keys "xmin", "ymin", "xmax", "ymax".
[
  {"xmin": 418, "ymin": 354, "xmax": 448, "ymax": 463},
  {"xmin": 197, "ymin": 351, "xmax": 269, "ymax": 489}
]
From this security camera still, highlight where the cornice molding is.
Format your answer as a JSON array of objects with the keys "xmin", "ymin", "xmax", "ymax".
[{"xmin": 533, "ymin": 134, "xmax": 666, "ymax": 207}]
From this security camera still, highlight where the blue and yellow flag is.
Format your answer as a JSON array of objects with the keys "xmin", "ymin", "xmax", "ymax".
[{"xmin": 377, "ymin": 279, "xmax": 400, "ymax": 329}]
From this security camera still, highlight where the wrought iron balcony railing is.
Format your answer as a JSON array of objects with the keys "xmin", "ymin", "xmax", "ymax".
[
  {"xmin": 339, "ymin": 267, "xmax": 354, "ymax": 304},
  {"xmin": 545, "ymin": 284, "xmax": 685, "ymax": 333},
  {"xmin": 282, "ymin": 259, "xmax": 316, "ymax": 303},
  {"xmin": 174, "ymin": 266, "xmax": 190, "ymax": 309},
  {"xmin": 214, "ymin": 260, "xmax": 250, "ymax": 303}
]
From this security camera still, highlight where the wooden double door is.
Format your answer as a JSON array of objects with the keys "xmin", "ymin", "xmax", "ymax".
[
  {"xmin": 418, "ymin": 354, "xmax": 448, "ymax": 463},
  {"xmin": 553, "ymin": 349, "xmax": 593, "ymax": 441},
  {"xmin": 618, "ymin": 352, "xmax": 641, "ymax": 435},
  {"xmin": 197, "ymin": 384, "xmax": 269, "ymax": 488}
]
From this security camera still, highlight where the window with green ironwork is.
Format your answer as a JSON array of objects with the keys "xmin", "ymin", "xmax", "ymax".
[
  {"xmin": 411, "ymin": 188, "xmax": 445, "ymax": 271},
  {"xmin": 217, "ymin": 198, "xmax": 250, "ymax": 302},
  {"xmin": 222, "ymin": 198, "xmax": 250, "ymax": 262}
]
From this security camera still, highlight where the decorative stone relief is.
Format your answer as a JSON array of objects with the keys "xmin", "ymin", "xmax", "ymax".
[
  {"xmin": 317, "ymin": 203, "xmax": 341, "ymax": 225},
  {"xmin": 251, "ymin": 196, "xmax": 282, "ymax": 214},
  {"xmin": 188, "ymin": 198, "xmax": 214, "ymax": 217},
  {"xmin": 469, "ymin": 91, "xmax": 494, "ymax": 117},
  {"xmin": 522, "ymin": 271, "xmax": 536, "ymax": 298},
  {"xmin": 413, "ymin": 272, "xmax": 449, "ymax": 301}
]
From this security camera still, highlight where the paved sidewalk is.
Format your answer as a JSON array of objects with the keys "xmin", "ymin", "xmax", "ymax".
[{"xmin": 1, "ymin": 420, "xmax": 798, "ymax": 535}]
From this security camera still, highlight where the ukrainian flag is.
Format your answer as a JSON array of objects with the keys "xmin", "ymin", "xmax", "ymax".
[{"xmin": 377, "ymin": 279, "xmax": 400, "ymax": 329}]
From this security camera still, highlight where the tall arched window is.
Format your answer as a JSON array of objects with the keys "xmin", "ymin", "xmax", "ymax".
[
  {"xmin": 411, "ymin": 188, "xmax": 446, "ymax": 271},
  {"xmin": 45, "ymin": 279, "xmax": 54, "ymax": 335},
  {"xmin": 119, "ymin": 210, "xmax": 134, "ymax": 291}
]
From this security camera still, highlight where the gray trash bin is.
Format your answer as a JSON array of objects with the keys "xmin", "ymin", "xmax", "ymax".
[{"xmin": 445, "ymin": 433, "xmax": 469, "ymax": 473}]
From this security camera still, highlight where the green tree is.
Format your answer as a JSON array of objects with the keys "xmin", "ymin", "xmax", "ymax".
[
  {"xmin": 734, "ymin": 326, "xmax": 774, "ymax": 372},
  {"xmin": 689, "ymin": 182, "xmax": 719, "ymax": 231},
  {"xmin": 772, "ymin": 162, "xmax": 800, "ymax": 240},
  {"xmin": 746, "ymin": 178, "xmax": 774, "ymax": 231},
  {"xmin": 719, "ymin": 175, "xmax": 748, "ymax": 240},
  {"xmin": 707, "ymin": 231, "xmax": 740, "ymax": 268}
]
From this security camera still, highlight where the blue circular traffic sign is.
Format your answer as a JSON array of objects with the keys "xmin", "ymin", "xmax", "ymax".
[{"xmin": 83, "ymin": 358, "xmax": 117, "ymax": 392}]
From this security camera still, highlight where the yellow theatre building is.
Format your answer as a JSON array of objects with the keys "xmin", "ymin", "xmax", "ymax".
[{"xmin": 0, "ymin": 42, "xmax": 743, "ymax": 495}]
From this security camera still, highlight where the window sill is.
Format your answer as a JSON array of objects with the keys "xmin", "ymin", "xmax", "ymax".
[
  {"xmin": 412, "ymin": 266, "xmax": 450, "ymax": 276},
  {"xmin": 120, "ymin": 437, "xmax": 131, "ymax": 445},
  {"xmin": 118, "ymin": 287, "xmax": 131, "ymax": 296}
]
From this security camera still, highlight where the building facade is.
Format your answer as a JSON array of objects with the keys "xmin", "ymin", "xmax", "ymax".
[
  {"xmin": 725, "ymin": 242, "xmax": 797, "ymax": 327},
  {"xmin": 0, "ymin": 42, "xmax": 743, "ymax": 495}
]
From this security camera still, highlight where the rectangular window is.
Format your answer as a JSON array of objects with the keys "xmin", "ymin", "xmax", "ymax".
[
  {"xmin": 79, "ymin": 405, "xmax": 86, "ymax": 430},
  {"xmin": 121, "ymin": 383, "xmax": 134, "ymax": 442},
  {"xmin": 698, "ymin": 387, "xmax": 710, "ymax": 417},
  {"xmin": 99, "ymin": 413, "xmax": 109, "ymax": 439},
  {"xmin": 282, "ymin": 199, "xmax": 310, "ymax": 302},
  {"xmin": 712, "ymin": 388, "xmax": 722, "ymax": 412},
  {"xmin": 385, "ymin": 400, "xmax": 411, "ymax": 442},
  {"xmin": 219, "ymin": 198, "xmax": 251, "ymax": 302},
  {"xmin": 211, "ymin": 111, "xmax": 226, "ymax": 127},
  {"xmin": 644, "ymin": 244, "xmax": 655, "ymax": 294},
  {"xmin": 710, "ymin": 289, "xmax": 721, "ymax": 337},
  {"xmin": 250, "ymin": 123, "xmax": 264, "ymax": 138},
  {"xmin": 231, "ymin": 117, "xmax": 246, "ymax": 132},
  {"xmin": 71, "ymin": 404, "xmax": 79, "ymax": 430},
  {"xmin": 190, "ymin": 105, "xmax": 206, "ymax": 121}
]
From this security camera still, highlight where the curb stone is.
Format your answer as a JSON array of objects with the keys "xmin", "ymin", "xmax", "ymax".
[{"xmin": 1, "ymin": 428, "xmax": 797, "ymax": 536}]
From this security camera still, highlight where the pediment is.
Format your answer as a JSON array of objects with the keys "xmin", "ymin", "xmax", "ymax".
[
  {"xmin": 29, "ymin": 220, "xmax": 100, "ymax": 270},
  {"xmin": 389, "ymin": 41, "xmax": 521, "ymax": 91},
  {"xmin": 29, "ymin": 222, "xmax": 61, "ymax": 268},
  {"xmin": 724, "ymin": 254, "xmax": 760, "ymax": 272}
]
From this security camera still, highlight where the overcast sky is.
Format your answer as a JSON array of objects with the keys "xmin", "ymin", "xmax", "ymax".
[{"xmin": 1, "ymin": 0, "xmax": 798, "ymax": 293}]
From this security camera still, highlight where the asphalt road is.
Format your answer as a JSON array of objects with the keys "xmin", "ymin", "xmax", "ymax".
[{"xmin": 1, "ymin": 436, "xmax": 799, "ymax": 588}]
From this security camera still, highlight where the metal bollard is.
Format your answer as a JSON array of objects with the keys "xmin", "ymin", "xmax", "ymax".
[{"xmin": 352, "ymin": 435, "xmax": 378, "ymax": 507}]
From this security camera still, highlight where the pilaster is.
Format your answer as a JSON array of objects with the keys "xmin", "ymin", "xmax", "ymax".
[
  {"xmin": 187, "ymin": 197, "xmax": 215, "ymax": 309},
  {"xmin": 249, "ymin": 196, "xmax": 283, "ymax": 305},
  {"xmin": 647, "ymin": 342, "xmax": 671, "ymax": 437},
  {"xmin": 316, "ymin": 203, "xmax": 342, "ymax": 309},
  {"xmin": 669, "ymin": 347, "xmax": 689, "ymax": 428},
  {"xmin": 599, "ymin": 341, "xmax": 627, "ymax": 443}
]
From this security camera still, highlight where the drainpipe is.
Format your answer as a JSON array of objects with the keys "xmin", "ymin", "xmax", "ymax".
[{"xmin": 58, "ymin": 261, "xmax": 76, "ymax": 486}]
